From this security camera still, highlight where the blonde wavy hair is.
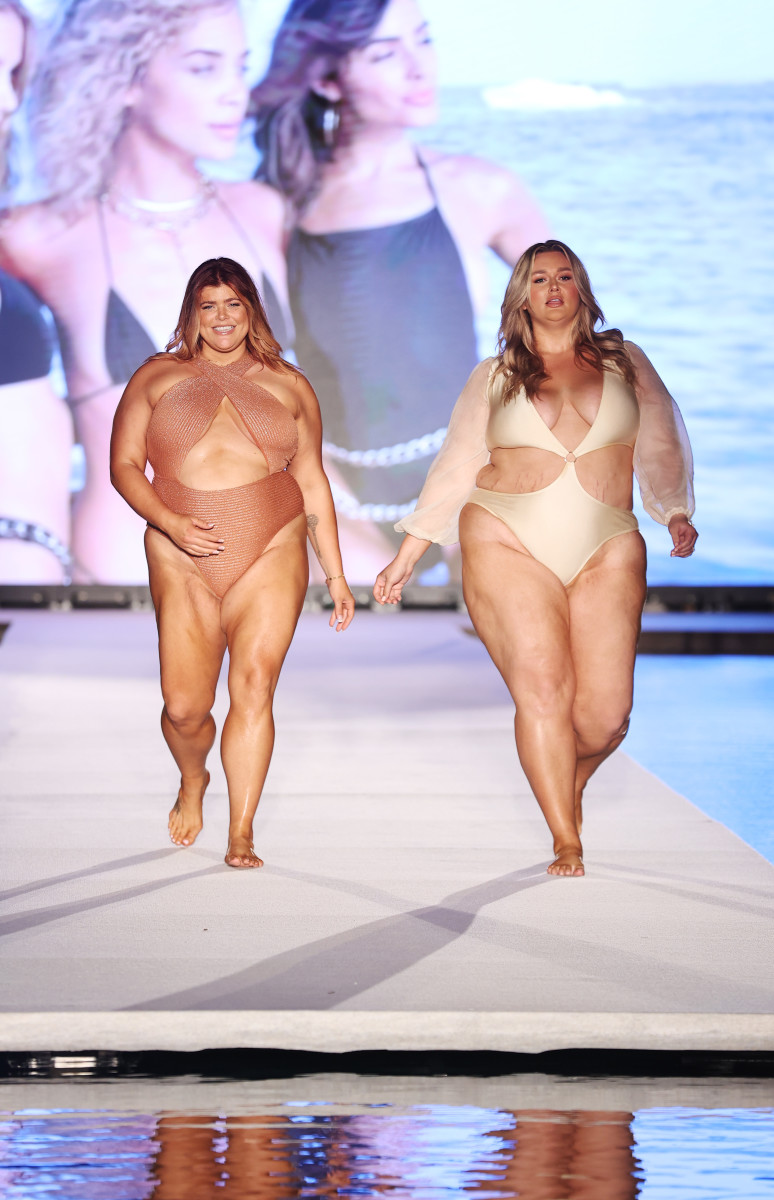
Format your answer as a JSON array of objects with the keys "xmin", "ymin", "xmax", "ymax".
[
  {"xmin": 494, "ymin": 240, "xmax": 635, "ymax": 403},
  {"xmin": 29, "ymin": 0, "xmax": 234, "ymax": 212},
  {"xmin": 1, "ymin": 0, "xmax": 33, "ymax": 188},
  {"xmin": 166, "ymin": 258, "xmax": 295, "ymax": 372}
]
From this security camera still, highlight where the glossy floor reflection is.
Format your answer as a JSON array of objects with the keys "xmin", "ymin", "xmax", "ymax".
[{"xmin": 1, "ymin": 1092, "xmax": 773, "ymax": 1198}]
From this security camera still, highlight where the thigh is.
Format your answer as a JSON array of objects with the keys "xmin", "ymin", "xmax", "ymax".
[
  {"xmin": 459, "ymin": 504, "xmax": 572, "ymax": 699},
  {"xmin": 220, "ymin": 514, "xmax": 308, "ymax": 687},
  {"xmin": 145, "ymin": 526, "xmax": 226, "ymax": 705},
  {"xmin": 567, "ymin": 531, "xmax": 647, "ymax": 715}
]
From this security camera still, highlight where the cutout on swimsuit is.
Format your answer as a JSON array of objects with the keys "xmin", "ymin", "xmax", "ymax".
[
  {"xmin": 469, "ymin": 370, "xmax": 641, "ymax": 584},
  {"xmin": 147, "ymin": 355, "xmax": 304, "ymax": 598}
]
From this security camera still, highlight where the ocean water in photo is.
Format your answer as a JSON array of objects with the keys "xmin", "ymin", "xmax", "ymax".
[{"xmin": 426, "ymin": 82, "xmax": 774, "ymax": 584}]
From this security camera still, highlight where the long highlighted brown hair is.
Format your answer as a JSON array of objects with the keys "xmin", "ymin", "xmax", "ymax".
[
  {"xmin": 166, "ymin": 258, "xmax": 294, "ymax": 371},
  {"xmin": 252, "ymin": 0, "xmax": 391, "ymax": 213},
  {"xmin": 494, "ymin": 240, "xmax": 635, "ymax": 403}
]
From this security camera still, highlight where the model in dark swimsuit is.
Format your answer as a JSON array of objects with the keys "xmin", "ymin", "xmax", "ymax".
[{"xmin": 287, "ymin": 156, "xmax": 477, "ymax": 537}]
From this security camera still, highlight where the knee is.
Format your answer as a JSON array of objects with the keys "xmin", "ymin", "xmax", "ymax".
[
  {"xmin": 163, "ymin": 692, "xmax": 213, "ymax": 733},
  {"xmin": 575, "ymin": 705, "xmax": 632, "ymax": 756},
  {"xmin": 228, "ymin": 660, "xmax": 276, "ymax": 713},
  {"xmin": 514, "ymin": 669, "xmax": 575, "ymax": 721}
]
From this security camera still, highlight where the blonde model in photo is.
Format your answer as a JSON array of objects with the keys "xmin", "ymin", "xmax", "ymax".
[
  {"xmin": 0, "ymin": 0, "xmax": 71, "ymax": 583},
  {"xmin": 1, "ymin": 0, "xmax": 289, "ymax": 583}
]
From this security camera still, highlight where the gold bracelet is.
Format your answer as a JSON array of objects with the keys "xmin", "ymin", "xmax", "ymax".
[{"xmin": 326, "ymin": 573, "xmax": 345, "ymax": 582}]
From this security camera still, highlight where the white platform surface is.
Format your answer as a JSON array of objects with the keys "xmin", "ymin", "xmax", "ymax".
[{"xmin": 0, "ymin": 610, "xmax": 772, "ymax": 1053}]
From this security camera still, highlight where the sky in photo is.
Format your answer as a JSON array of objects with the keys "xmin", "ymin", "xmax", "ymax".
[{"xmin": 246, "ymin": 0, "xmax": 773, "ymax": 89}]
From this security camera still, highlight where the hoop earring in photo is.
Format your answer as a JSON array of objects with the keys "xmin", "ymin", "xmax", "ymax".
[{"xmin": 322, "ymin": 101, "xmax": 340, "ymax": 148}]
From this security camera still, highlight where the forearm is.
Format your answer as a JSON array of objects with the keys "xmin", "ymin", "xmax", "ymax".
[
  {"xmin": 301, "ymin": 479, "xmax": 346, "ymax": 579},
  {"xmin": 110, "ymin": 462, "xmax": 177, "ymax": 533},
  {"xmin": 395, "ymin": 533, "xmax": 432, "ymax": 570}
]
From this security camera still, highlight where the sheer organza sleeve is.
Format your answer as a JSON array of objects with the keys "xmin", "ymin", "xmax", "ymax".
[
  {"xmin": 629, "ymin": 342, "xmax": 695, "ymax": 525},
  {"xmin": 394, "ymin": 358, "xmax": 492, "ymax": 544}
]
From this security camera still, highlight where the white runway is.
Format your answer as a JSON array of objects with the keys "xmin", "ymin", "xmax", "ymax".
[{"xmin": 1, "ymin": 609, "xmax": 772, "ymax": 1053}]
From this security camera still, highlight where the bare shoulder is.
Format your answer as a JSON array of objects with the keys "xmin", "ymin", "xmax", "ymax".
[
  {"xmin": 250, "ymin": 360, "xmax": 313, "ymax": 416},
  {"xmin": 1, "ymin": 201, "xmax": 91, "ymax": 269},
  {"xmin": 218, "ymin": 179, "xmax": 287, "ymax": 233},
  {"xmin": 427, "ymin": 151, "xmax": 530, "ymax": 201},
  {"xmin": 127, "ymin": 354, "xmax": 194, "ymax": 407}
]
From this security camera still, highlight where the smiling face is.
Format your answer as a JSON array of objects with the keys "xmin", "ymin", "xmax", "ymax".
[
  {"xmin": 526, "ymin": 251, "xmax": 582, "ymax": 324},
  {"xmin": 0, "ymin": 7, "xmax": 24, "ymax": 140},
  {"xmin": 330, "ymin": 0, "xmax": 437, "ymax": 131},
  {"xmin": 197, "ymin": 284, "xmax": 250, "ymax": 357},
  {"xmin": 126, "ymin": 4, "xmax": 248, "ymax": 161}
]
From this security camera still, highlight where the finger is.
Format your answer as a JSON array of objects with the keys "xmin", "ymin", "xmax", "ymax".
[{"xmin": 190, "ymin": 519, "xmax": 216, "ymax": 530}]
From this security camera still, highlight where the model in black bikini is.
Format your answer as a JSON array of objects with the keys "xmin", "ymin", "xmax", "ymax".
[
  {"xmin": 0, "ymin": 0, "xmax": 290, "ymax": 585},
  {"xmin": 0, "ymin": 0, "xmax": 72, "ymax": 583}
]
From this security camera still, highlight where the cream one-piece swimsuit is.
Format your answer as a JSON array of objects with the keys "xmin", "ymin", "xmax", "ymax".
[{"xmin": 467, "ymin": 369, "xmax": 640, "ymax": 585}]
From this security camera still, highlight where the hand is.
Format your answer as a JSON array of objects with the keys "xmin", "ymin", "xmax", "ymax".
[
  {"xmin": 668, "ymin": 514, "xmax": 698, "ymax": 558},
  {"xmin": 165, "ymin": 513, "xmax": 224, "ymax": 557},
  {"xmin": 327, "ymin": 576, "xmax": 355, "ymax": 631},
  {"xmin": 373, "ymin": 554, "xmax": 414, "ymax": 605}
]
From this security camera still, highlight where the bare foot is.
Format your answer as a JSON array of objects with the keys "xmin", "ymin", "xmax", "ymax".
[
  {"xmin": 224, "ymin": 834, "xmax": 264, "ymax": 870},
  {"xmin": 168, "ymin": 771, "xmax": 209, "ymax": 847},
  {"xmin": 548, "ymin": 845, "xmax": 585, "ymax": 877}
]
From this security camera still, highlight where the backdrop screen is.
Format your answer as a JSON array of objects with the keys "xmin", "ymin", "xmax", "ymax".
[{"xmin": 0, "ymin": 0, "xmax": 771, "ymax": 587}]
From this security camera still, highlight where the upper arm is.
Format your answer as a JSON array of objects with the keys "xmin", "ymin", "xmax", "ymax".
[
  {"xmin": 109, "ymin": 364, "xmax": 157, "ymax": 471},
  {"xmin": 287, "ymin": 370, "xmax": 325, "ymax": 478},
  {"xmin": 479, "ymin": 161, "xmax": 550, "ymax": 265}
]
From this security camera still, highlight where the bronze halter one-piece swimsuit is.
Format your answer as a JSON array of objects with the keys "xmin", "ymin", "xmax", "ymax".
[{"xmin": 146, "ymin": 355, "xmax": 305, "ymax": 598}]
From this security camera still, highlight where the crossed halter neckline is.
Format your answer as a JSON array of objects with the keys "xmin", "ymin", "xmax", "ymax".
[{"xmin": 195, "ymin": 352, "xmax": 254, "ymax": 376}]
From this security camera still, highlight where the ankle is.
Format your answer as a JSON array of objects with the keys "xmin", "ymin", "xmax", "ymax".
[
  {"xmin": 228, "ymin": 827, "xmax": 253, "ymax": 842},
  {"xmin": 553, "ymin": 839, "xmax": 582, "ymax": 856}
]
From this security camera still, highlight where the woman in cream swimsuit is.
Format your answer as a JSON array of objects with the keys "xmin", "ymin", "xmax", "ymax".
[{"xmin": 374, "ymin": 240, "xmax": 697, "ymax": 877}]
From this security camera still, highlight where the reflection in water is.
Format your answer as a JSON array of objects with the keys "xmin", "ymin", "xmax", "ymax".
[
  {"xmin": 151, "ymin": 1107, "xmax": 639, "ymax": 1198},
  {"xmin": 1, "ymin": 1102, "xmax": 772, "ymax": 1198}
]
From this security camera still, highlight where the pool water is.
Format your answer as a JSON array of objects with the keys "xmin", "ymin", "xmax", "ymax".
[{"xmin": 1, "ymin": 1078, "xmax": 773, "ymax": 1198}]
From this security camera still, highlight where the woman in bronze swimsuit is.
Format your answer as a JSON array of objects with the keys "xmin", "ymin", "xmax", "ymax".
[{"xmin": 111, "ymin": 257, "xmax": 354, "ymax": 869}]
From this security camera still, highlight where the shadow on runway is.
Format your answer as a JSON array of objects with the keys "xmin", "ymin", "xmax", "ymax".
[
  {"xmin": 129, "ymin": 864, "xmax": 551, "ymax": 1011},
  {"xmin": 127, "ymin": 854, "xmax": 774, "ymax": 1013},
  {"xmin": 0, "ymin": 863, "xmax": 224, "ymax": 939},
  {"xmin": 0, "ymin": 848, "xmax": 180, "ymax": 903}
]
